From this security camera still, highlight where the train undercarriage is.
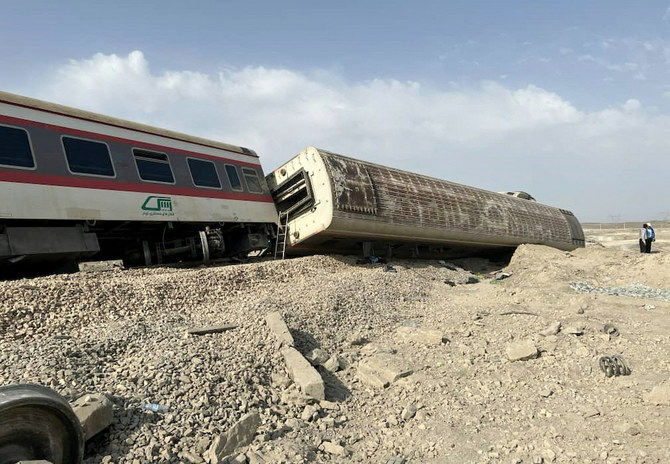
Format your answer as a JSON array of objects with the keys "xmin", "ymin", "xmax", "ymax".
[{"xmin": 0, "ymin": 220, "xmax": 272, "ymax": 277}]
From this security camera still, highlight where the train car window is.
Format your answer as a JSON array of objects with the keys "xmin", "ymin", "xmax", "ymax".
[
  {"xmin": 133, "ymin": 149, "xmax": 175, "ymax": 183},
  {"xmin": 187, "ymin": 158, "xmax": 221, "ymax": 188},
  {"xmin": 0, "ymin": 125, "xmax": 35, "ymax": 168},
  {"xmin": 242, "ymin": 167, "xmax": 263, "ymax": 193},
  {"xmin": 225, "ymin": 164, "xmax": 243, "ymax": 191},
  {"xmin": 63, "ymin": 137, "xmax": 114, "ymax": 176}
]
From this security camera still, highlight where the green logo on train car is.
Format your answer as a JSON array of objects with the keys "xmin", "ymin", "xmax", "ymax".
[{"xmin": 141, "ymin": 196, "xmax": 175, "ymax": 216}]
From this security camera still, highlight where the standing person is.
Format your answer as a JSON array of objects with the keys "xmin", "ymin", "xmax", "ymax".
[
  {"xmin": 646, "ymin": 222, "xmax": 655, "ymax": 253},
  {"xmin": 639, "ymin": 223, "xmax": 648, "ymax": 253}
]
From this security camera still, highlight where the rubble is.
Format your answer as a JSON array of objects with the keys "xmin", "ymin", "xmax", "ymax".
[
  {"xmin": 70, "ymin": 393, "xmax": 113, "ymax": 440},
  {"xmin": 1, "ymin": 233, "xmax": 669, "ymax": 463},
  {"xmin": 505, "ymin": 340, "xmax": 539, "ymax": 361},
  {"xmin": 281, "ymin": 347, "xmax": 326, "ymax": 400},
  {"xmin": 357, "ymin": 353, "xmax": 414, "ymax": 388},
  {"xmin": 394, "ymin": 326, "xmax": 447, "ymax": 345},
  {"xmin": 206, "ymin": 411, "xmax": 261, "ymax": 463},
  {"xmin": 264, "ymin": 311, "xmax": 294, "ymax": 346}
]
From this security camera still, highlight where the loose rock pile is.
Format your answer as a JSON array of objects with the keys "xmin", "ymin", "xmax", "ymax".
[{"xmin": 0, "ymin": 242, "xmax": 669, "ymax": 463}]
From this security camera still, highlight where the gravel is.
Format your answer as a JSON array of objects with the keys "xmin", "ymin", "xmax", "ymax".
[
  {"xmin": 570, "ymin": 281, "xmax": 670, "ymax": 302},
  {"xmin": 1, "ymin": 243, "xmax": 669, "ymax": 463}
]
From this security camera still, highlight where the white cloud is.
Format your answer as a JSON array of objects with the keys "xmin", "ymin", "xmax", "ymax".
[{"xmin": 23, "ymin": 51, "xmax": 670, "ymax": 222}]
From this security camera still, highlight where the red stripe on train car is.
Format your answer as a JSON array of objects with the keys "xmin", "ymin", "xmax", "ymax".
[
  {"xmin": 0, "ymin": 98, "xmax": 258, "ymax": 158},
  {"xmin": 0, "ymin": 170, "xmax": 275, "ymax": 203},
  {"xmin": 0, "ymin": 114, "xmax": 262, "ymax": 168}
]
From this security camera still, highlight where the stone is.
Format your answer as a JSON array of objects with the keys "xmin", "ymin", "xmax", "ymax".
[
  {"xmin": 505, "ymin": 341, "xmax": 539, "ymax": 361},
  {"xmin": 357, "ymin": 353, "xmax": 414, "ymax": 388},
  {"xmin": 347, "ymin": 332, "xmax": 367, "ymax": 346},
  {"xmin": 563, "ymin": 321, "xmax": 585, "ymax": 335},
  {"xmin": 539, "ymin": 321, "xmax": 561, "ymax": 336},
  {"xmin": 265, "ymin": 311, "xmax": 294, "ymax": 347},
  {"xmin": 395, "ymin": 326, "xmax": 447, "ymax": 345},
  {"xmin": 573, "ymin": 343, "xmax": 590, "ymax": 357},
  {"xmin": 78, "ymin": 260, "xmax": 124, "ymax": 272},
  {"xmin": 616, "ymin": 422, "xmax": 641, "ymax": 436},
  {"xmin": 207, "ymin": 411, "xmax": 261, "ymax": 463},
  {"xmin": 401, "ymin": 404, "xmax": 417, "ymax": 421},
  {"xmin": 580, "ymin": 406, "xmax": 600, "ymax": 418},
  {"xmin": 542, "ymin": 448, "xmax": 556, "ymax": 462},
  {"xmin": 321, "ymin": 441, "xmax": 346, "ymax": 456},
  {"xmin": 187, "ymin": 323, "xmax": 237, "ymax": 335},
  {"xmin": 281, "ymin": 347, "xmax": 325, "ymax": 400},
  {"xmin": 323, "ymin": 355, "xmax": 341, "ymax": 372},
  {"xmin": 306, "ymin": 348, "xmax": 330, "ymax": 366},
  {"xmin": 646, "ymin": 384, "xmax": 670, "ymax": 405},
  {"xmin": 70, "ymin": 393, "xmax": 114, "ymax": 441}
]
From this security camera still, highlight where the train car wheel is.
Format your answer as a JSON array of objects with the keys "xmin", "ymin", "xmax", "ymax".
[
  {"xmin": 199, "ymin": 231, "xmax": 210, "ymax": 263},
  {"xmin": 0, "ymin": 384, "xmax": 84, "ymax": 464}
]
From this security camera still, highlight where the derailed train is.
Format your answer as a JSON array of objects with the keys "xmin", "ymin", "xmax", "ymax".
[{"xmin": 0, "ymin": 91, "xmax": 584, "ymax": 273}]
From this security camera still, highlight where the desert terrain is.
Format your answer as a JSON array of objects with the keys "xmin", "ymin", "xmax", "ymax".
[{"xmin": 0, "ymin": 226, "xmax": 668, "ymax": 463}]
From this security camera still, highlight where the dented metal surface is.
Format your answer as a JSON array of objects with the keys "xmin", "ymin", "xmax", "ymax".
[
  {"xmin": 269, "ymin": 147, "xmax": 584, "ymax": 257},
  {"xmin": 322, "ymin": 153, "xmax": 378, "ymax": 215}
]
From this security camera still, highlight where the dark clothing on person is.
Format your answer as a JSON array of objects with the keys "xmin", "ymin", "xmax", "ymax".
[
  {"xmin": 645, "ymin": 239, "xmax": 652, "ymax": 253},
  {"xmin": 640, "ymin": 238, "xmax": 647, "ymax": 253}
]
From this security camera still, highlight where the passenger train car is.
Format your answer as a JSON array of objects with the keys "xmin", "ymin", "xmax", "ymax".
[
  {"xmin": 0, "ymin": 91, "xmax": 277, "ymax": 271},
  {"xmin": 266, "ymin": 147, "xmax": 585, "ymax": 258}
]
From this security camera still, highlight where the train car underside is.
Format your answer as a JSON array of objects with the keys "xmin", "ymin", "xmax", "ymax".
[{"xmin": 0, "ymin": 219, "xmax": 271, "ymax": 276}]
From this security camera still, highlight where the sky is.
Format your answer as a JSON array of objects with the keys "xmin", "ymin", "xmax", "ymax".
[{"xmin": 1, "ymin": 0, "xmax": 670, "ymax": 222}]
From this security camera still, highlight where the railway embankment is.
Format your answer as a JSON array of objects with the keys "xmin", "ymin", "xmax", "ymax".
[{"xmin": 1, "ymin": 231, "xmax": 669, "ymax": 463}]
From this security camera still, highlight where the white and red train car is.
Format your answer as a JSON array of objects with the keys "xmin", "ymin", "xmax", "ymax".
[{"xmin": 0, "ymin": 91, "xmax": 278, "ymax": 271}]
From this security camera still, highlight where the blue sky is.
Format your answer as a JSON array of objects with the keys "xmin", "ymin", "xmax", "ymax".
[{"xmin": 2, "ymin": 0, "xmax": 670, "ymax": 222}]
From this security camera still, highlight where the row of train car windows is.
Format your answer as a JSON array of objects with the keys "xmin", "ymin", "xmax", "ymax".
[{"xmin": 0, "ymin": 124, "xmax": 263, "ymax": 193}]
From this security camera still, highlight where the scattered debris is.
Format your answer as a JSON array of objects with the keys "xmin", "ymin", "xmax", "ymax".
[
  {"xmin": 78, "ymin": 260, "xmax": 124, "ymax": 272},
  {"xmin": 599, "ymin": 355, "xmax": 631, "ymax": 377},
  {"xmin": 70, "ymin": 393, "xmax": 113, "ymax": 441},
  {"xmin": 492, "ymin": 271, "xmax": 511, "ymax": 281},
  {"xmin": 187, "ymin": 323, "xmax": 237, "ymax": 336},
  {"xmin": 505, "ymin": 341, "xmax": 539, "ymax": 361},
  {"xmin": 539, "ymin": 321, "xmax": 561, "ymax": 336},
  {"xmin": 395, "ymin": 326, "xmax": 447, "ymax": 345},
  {"xmin": 357, "ymin": 353, "xmax": 414, "ymax": 388},
  {"xmin": 601, "ymin": 323, "xmax": 619, "ymax": 338},
  {"xmin": 206, "ymin": 411, "xmax": 261, "ymax": 463}
]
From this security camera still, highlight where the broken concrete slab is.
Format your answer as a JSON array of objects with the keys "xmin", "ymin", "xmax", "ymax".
[
  {"xmin": 265, "ymin": 311, "xmax": 294, "ymax": 347},
  {"xmin": 187, "ymin": 323, "xmax": 237, "ymax": 335},
  {"xmin": 395, "ymin": 326, "xmax": 447, "ymax": 345},
  {"xmin": 357, "ymin": 353, "xmax": 414, "ymax": 388},
  {"xmin": 70, "ymin": 393, "xmax": 113, "ymax": 441},
  {"xmin": 505, "ymin": 341, "xmax": 539, "ymax": 361},
  {"xmin": 78, "ymin": 260, "xmax": 124, "ymax": 272},
  {"xmin": 207, "ymin": 411, "xmax": 261, "ymax": 463},
  {"xmin": 281, "ymin": 347, "xmax": 325, "ymax": 400}
]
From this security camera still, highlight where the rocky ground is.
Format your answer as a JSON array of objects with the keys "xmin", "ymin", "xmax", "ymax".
[{"xmin": 0, "ymin": 227, "xmax": 669, "ymax": 463}]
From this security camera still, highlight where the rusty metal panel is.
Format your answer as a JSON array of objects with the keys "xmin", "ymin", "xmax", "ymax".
[
  {"xmin": 318, "ymin": 150, "xmax": 576, "ymax": 246},
  {"xmin": 321, "ymin": 152, "xmax": 377, "ymax": 215}
]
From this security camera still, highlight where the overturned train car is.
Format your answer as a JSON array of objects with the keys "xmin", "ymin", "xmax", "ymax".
[{"xmin": 267, "ymin": 147, "xmax": 585, "ymax": 258}]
